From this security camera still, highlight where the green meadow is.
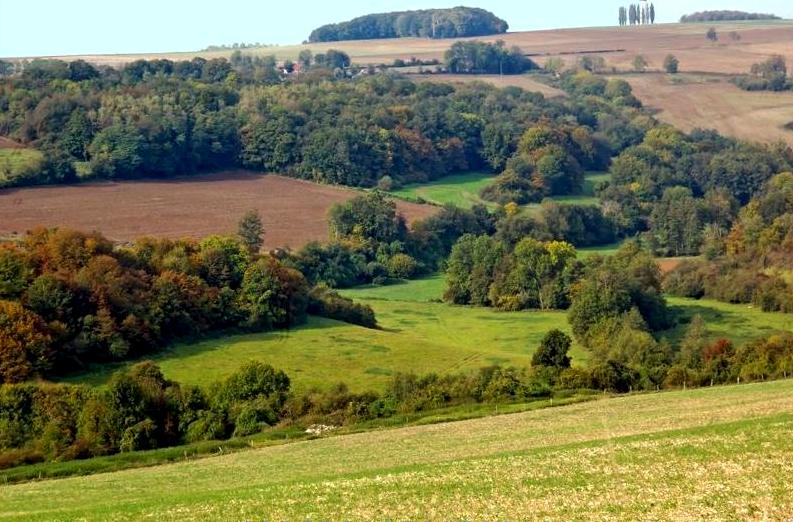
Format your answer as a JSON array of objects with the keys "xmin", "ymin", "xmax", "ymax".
[
  {"xmin": 64, "ymin": 271, "xmax": 793, "ymax": 394},
  {"xmin": 65, "ymin": 275, "xmax": 582, "ymax": 392},
  {"xmin": 390, "ymin": 171, "xmax": 610, "ymax": 211},
  {"xmin": 390, "ymin": 171, "xmax": 496, "ymax": 208},
  {"xmin": 3, "ymin": 379, "xmax": 792, "ymax": 520}
]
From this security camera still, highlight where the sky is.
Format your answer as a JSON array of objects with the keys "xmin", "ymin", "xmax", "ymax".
[{"xmin": 1, "ymin": 0, "xmax": 791, "ymax": 57}]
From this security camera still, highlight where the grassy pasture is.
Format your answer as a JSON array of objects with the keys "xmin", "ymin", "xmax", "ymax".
[
  {"xmin": 390, "ymin": 171, "xmax": 495, "ymax": 208},
  {"xmin": 392, "ymin": 170, "xmax": 609, "ymax": 212},
  {"xmin": 3, "ymin": 379, "xmax": 792, "ymax": 520},
  {"xmin": 667, "ymin": 296, "xmax": 793, "ymax": 347},
  {"xmin": 64, "ymin": 276, "xmax": 582, "ymax": 392},
  {"xmin": 63, "ymin": 274, "xmax": 793, "ymax": 393}
]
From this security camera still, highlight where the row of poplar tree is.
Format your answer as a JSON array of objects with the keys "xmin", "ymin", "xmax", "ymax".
[{"xmin": 619, "ymin": 3, "xmax": 656, "ymax": 26}]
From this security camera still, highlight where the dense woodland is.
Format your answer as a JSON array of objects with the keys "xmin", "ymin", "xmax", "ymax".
[
  {"xmin": 307, "ymin": 7, "xmax": 508, "ymax": 43},
  {"xmin": 680, "ymin": 10, "xmax": 781, "ymax": 23},
  {"xmin": 0, "ymin": 55, "xmax": 622, "ymax": 190},
  {"xmin": 3, "ymin": 44, "xmax": 793, "ymax": 471}
]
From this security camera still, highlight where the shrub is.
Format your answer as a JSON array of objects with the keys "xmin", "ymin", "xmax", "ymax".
[
  {"xmin": 663, "ymin": 55, "xmax": 679, "ymax": 74},
  {"xmin": 307, "ymin": 285, "xmax": 377, "ymax": 328},
  {"xmin": 387, "ymin": 253, "xmax": 418, "ymax": 279}
]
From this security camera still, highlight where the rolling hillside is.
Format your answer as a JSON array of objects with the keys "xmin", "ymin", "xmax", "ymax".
[{"xmin": 2, "ymin": 379, "xmax": 791, "ymax": 520}]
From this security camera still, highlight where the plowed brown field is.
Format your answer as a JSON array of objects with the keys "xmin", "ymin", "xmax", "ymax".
[{"xmin": 0, "ymin": 171, "xmax": 436, "ymax": 248}]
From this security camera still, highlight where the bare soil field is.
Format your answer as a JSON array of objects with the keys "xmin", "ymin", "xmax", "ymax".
[
  {"xmin": 409, "ymin": 73, "xmax": 565, "ymax": 97},
  {"xmin": 0, "ymin": 137, "xmax": 23, "ymax": 149},
  {"xmin": 22, "ymin": 22, "xmax": 793, "ymax": 75},
  {"xmin": 0, "ymin": 171, "xmax": 436, "ymax": 248},
  {"xmin": 626, "ymin": 73, "xmax": 793, "ymax": 146}
]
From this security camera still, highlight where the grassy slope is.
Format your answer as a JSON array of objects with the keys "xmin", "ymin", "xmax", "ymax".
[
  {"xmin": 667, "ymin": 296, "xmax": 793, "ymax": 347},
  {"xmin": 2, "ymin": 379, "xmax": 791, "ymax": 520},
  {"xmin": 65, "ymin": 275, "xmax": 582, "ymax": 392},
  {"xmin": 64, "ymin": 274, "xmax": 793, "ymax": 392},
  {"xmin": 390, "ymin": 172, "xmax": 496, "ymax": 209},
  {"xmin": 392, "ymin": 171, "xmax": 610, "ymax": 211}
]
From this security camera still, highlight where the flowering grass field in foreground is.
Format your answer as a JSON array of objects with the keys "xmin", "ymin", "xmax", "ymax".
[{"xmin": 2, "ymin": 379, "xmax": 792, "ymax": 520}]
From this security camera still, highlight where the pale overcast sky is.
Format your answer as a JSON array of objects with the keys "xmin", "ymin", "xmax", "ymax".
[{"xmin": 1, "ymin": 0, "xmax": 791, "ymax": 57}]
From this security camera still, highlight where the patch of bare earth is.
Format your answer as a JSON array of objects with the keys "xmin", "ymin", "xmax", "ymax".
[
  {"xmin": 626, "ymin": 73, "xmax": 793, "ymax": 147},
  {"xmin": 409, "ymin": 73, "xmax": 566, "ymax": 97},
  {"xmin": 0, "ymin": 171, "xmax": 437, "ymax": 249},
  {"xmin": 0, "ymin": 137, "xmax": 23, "ymax": 149}
]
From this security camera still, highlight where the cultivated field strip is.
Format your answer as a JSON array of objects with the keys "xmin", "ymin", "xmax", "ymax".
[{"xmin": 2, "ymin": 380, "xmax": 792, "ymax": 520}]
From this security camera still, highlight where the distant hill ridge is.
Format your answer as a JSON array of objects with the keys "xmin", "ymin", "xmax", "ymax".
[
  {"xmin": 680, "ymin": 10, "xmax": 781, "ymax": 23},
  {"xmin": 308, "ymin": 7, "xmax": 508, "ymax": 43}
]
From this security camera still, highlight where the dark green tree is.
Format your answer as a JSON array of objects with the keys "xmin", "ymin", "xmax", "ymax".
[
  {"xmin": 532, "ymin": 329, "xmax": 573, "ymax": 369},
  {"xmin": 238, "ymin": 210, "xmax": 265, "ymax": 254}
]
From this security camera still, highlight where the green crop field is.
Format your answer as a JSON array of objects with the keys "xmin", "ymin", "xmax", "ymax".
[{"xmin": 3, "ymin": 379, "xmax": 792, "ymax": 520}]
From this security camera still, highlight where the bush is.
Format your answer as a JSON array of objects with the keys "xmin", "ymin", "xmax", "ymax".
[
  {"xmin": 307, "ymin": 285, "xmax": 377, "ymax": 328},
  {"xmin": 185, "ymin": 411, "xmax": 227, "ymax": 442},
  {"xmin": 387, "ymin": 253, "xmax": 418, "ymax": 279},
  {"xmin": 663, "ymin": 55, "xmax": 679, "ymax": 74}
]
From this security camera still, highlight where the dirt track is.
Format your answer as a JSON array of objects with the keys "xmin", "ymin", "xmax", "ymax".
[{"xmin": 0, "ymin": 172, "xmax": 437, "ymax": 248}]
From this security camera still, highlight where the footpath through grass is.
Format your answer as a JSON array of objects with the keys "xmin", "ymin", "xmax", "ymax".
[{"xmin": 3, "ymin": 379, "xmax": 792, "ymax": 520}]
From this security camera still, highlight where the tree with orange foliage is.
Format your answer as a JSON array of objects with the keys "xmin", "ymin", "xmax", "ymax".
[{"xmin": 0, "ymin": 300, "xmax": 52, "ymax": 383}]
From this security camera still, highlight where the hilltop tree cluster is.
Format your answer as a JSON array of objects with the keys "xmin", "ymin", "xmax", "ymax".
[
  {"xmin": 307, "ymin": 7, "xmax": 508, "ymax": 42},
  {"xmin": 680, "ymin": 10, "xmax": 780, "ymax": 23},
  {"xmin": 620, "ymin": 3, "xmax": 655, "ymax": 26}
]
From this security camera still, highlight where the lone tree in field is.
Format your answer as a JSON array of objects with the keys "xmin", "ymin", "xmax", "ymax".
[
  {"xmin": 664, "ymin": 54, "xmax": 680, "ymax": 74},
  {"xmin": 706, "ymin": 27, "xmax": 719, "ymax": 41},
  {"xmin": 650, "ymin": 3, "xmax": 656, "ymax": 23},
  {"xmin": 238, "ymin": 209, "xmax": 264, "ymax": 254},
  {"xmin": 532, "ymin": 329, "xmax": 573, "ymax": 369},
  {"xmin": 633, "ymin": 55, "xmax": 649, "ymax": 72}
]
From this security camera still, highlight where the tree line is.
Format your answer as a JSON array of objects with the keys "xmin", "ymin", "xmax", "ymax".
[
  {"xmin": 664, "ymin": 171, "xmax": 793, "ymax": 313},
  {"xmin": 0, "ymin": 56, "xmax": 624, "ymax": 191},
  {"xmin": 307, "ymin": 7, "xmax": 508, "ymax": 43},
  {"xmin": 680, "ymin": 10, "xmax": 780, "ymax": 23},
  {"xmin": 619, "ymin": 3, "xmax": 655, "ymax": 26},
  {"xmin": 0, "ymin": 224, "xmax": 378, "ymax": 384},
  {"xmin": 444, "ymin": 41, "xmax": 536, "ymax": 75}
]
